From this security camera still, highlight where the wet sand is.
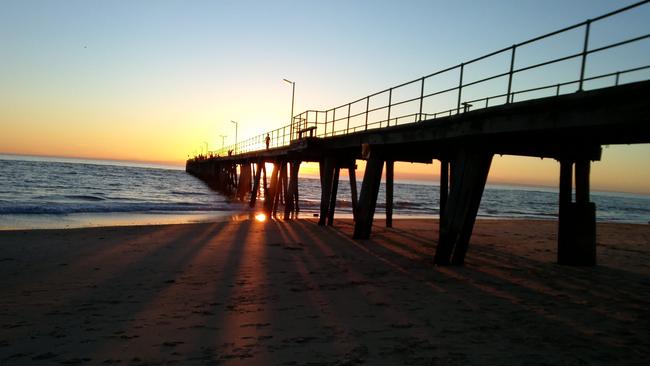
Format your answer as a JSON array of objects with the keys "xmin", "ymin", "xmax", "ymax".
[{"xmin": 1, "ymin": 219, "xmax": 649, "ymax": 365}]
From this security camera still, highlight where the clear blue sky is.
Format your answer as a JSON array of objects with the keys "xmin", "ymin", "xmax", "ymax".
[{"xmin": 1, "ymin": 0, "xmax": 649, "ymax": 192}]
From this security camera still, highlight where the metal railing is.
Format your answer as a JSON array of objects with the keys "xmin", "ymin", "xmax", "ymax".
[{"xmin": 193, "ymin": 0, "xmax": 650, "ymax": 160}]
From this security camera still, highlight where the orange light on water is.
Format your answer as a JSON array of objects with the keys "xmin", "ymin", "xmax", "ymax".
[{"xmin": 254, "ymin": 213, "xmax": 267, "ymax": 222}]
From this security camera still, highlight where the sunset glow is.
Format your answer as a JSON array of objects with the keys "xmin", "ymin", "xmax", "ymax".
[{"xmin": 1, "ymin": 0, "xmax": 649, "ymax": 193}]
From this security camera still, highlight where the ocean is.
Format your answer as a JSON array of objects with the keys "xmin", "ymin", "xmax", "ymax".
[{"xmin": 1, "ymin": 156, "xmax": 649, "ymax": 230}]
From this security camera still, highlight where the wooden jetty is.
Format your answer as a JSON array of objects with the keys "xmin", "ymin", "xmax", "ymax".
[{"xmin": 187, "ymin": 2, "xmax": 650, "ymax": 266}]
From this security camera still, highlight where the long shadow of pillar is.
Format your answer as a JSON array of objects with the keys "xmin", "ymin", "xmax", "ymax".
[{"xmin": 435, "ymin": 148, "xmax": 493, "ymax": 265}]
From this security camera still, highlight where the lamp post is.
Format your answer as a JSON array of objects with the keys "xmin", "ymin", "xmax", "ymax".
[
  {"xmin": 230, "ymin": 120, "xmax": 238, "ymax": 154},
  {"xmin": 283, "ymin": 78, "xmax": 295, "ymax": 140}
]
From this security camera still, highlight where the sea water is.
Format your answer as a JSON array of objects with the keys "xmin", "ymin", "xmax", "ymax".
[{"xmin": 1, "ymin": 155, "xmax": 648, "ymax": 230}]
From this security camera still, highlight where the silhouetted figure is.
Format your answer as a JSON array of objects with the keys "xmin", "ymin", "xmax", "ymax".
[
  {"xmin": 228, "ymin": 149, "xmax": 233, "ymax": 156},
  {"xmin": 265, "ymin": 134, "xmax": 270, "ymax": 150}
]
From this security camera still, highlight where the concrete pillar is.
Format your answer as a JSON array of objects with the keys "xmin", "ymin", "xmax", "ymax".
[
  {"xmin": 292, "ymin": 161, "xmax": 301, "ymax": 214},
  {"xmin": 249, "ymin": 162, "xmax": 262, "ymax": 208},
  {"xmin": 349, "ymin": 165, "xmax": 358, "ymax": 221},
  {"xmin": 439, "ymin": 159, "xmax": 449, "ymax": 235},
  {"xmin": 435, "ymin": 149, "xmax": 493, "ymax": 265},
  {"xmin": 262, "ymin": 163, "xmax": 268, "ymax": 202},
  {"xmin": 284, "ymin": 161, "xmax": 295, "ymax": 220},
  {"xmin": 272, "ymin": 162, "xmax": 287, "ymax": 218},
  {"xmin": 318, "ymin": 158, "xmax": 336, "ymax": 226},
  {"xmin": 353, "ymin": 156, "xmax": 384, "ymax": 239},
  {"xmin": 558, "ymin": 159, "xmax": 596, "ymax": 266},
  {"xmin": 266, "ymin": 163, "xmax": 280, "ymax": 215},
  {"xmin": 386, "ymin": 160, "xmax": 394, "ymax": 228},
  {"xmin": 237, "ymin": 163, "xmax": 252, "ymax": 201},
  {"xmin": 575, "ymin": 160, "xmax": 590, "ymax": 204},
  {"xmin": 327, "ymin": 166, "xmax": 341, "ymax": 226}
]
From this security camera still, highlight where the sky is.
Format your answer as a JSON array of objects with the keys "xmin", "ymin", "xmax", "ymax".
[{"xmin": 1, "ymin": 0, "xmax": 649, "ymax": 193}]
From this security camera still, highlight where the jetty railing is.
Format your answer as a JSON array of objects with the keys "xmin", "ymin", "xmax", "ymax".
[{"xmin": 199, "ymin": 0, "xmax": 650, "ymax": 159}]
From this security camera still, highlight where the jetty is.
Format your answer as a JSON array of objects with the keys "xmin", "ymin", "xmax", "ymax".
[{"xmin": 187, "ymin": 1, "xmax": 650, "ymax": 266}]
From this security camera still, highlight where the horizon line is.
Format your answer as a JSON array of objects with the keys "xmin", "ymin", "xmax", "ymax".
[{"xmin": 3, "ymin": 152, "xmax": 649, "ymax": 197}]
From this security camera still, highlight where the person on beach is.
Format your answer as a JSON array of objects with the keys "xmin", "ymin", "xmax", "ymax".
[{"xmin": 265, "ymin": 134, "xmax": 270, "ymax": 150}]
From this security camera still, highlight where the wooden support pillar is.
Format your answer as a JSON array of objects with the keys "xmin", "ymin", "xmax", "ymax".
[
  {"xmin": 385, "ymin": 160, "xmax": 394, "ymax": 228},
  {"xmin": 273, "ymin": 162, "xmax": 288, "ymax": 218},
  {"xmin": 559, "ymin": 160, "xmax": 573, "ymax": 207},
  {"xmin": 575, "ymin": 160, "xmax": 590, "ymax": 204},
  {"xmin": 278, "ymin": 163, "xmax": 285, "ymax": 206},
  {"xmin": 451, "ymin": 153, "xmax": 492, "ymax": 265},
  {"xmin": 237, "ymin": 163, "xmax": 252, "ymax": 201},
  {"xmin": 231, "ymin": 164, "xmax": 238, "ymax": 193},
  {"xmin": 292, "ymin": 161, "xmax": 301, "ymax": 214},
  {"xmin": 558, "ymin": 159, "xmax": 596, "ymax": 265},
  {"xmin": 557, "ymin": 159, "xmax": 573, "ymax": 263},
  {"xmin": 250, "ymin": 162, "xmax": 254, "ymax": 194},
  {"xmin": 284, "ymin": 161, "xmax": 295, "ymax": 220},
  {"xmin": 318, "ymin": 158, "xmax": 336, "ymax": 226},
  {"xmin": 353, "ymin": 156, "xmax": 384, "ymax": 239},
  {"xmin": 349, "ymin": 165, "xmax": 358, "ymax": 221},
  {"xmin": 327, "ymin": 166, "xmax": 340, "ymax": 226},
  {"xmin": 434, "ymin": 149, "xmax": 493, "ymax": 265},
  {"xmin": 266, "ymin": 163, "xmax": 280, "ymax": 215},
  {"xmin": 262, "ymin": 163, "xmax": 268, "ymax": 201},
  {"xmin": 250, "ymin": 162, "xmax": 263, "ymax": 208},
  {"xmin": 439, "ymin": 159, "xmax": 449, "ymax": 234},
  {"xmin": 214, "ymin": 163, "xmax": 222, "ymax": 191}
]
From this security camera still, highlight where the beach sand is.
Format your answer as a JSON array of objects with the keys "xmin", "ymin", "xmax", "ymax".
[{"xmin": 1, "ymin": 219, "xmax": 649, "ymax": 365}]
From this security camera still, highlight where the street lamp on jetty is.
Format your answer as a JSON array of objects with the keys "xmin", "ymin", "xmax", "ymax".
[
  {"xmin": 230, "ymin": 120, "xmax": 238, "ymax": 154},
  {"xmin": 283, "ymin": 78, "xmax": 295, "ymax": 140}
]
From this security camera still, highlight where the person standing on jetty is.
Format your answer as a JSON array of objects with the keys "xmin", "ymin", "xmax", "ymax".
[{"xmin": 265, "ymin": 134, "xmax": 270, "ymax": 150}]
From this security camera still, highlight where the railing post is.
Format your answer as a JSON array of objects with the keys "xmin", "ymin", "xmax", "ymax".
[
  {"xmin": 418, "ymin": 77, "xmax": 425, "ymax": 121},
  {"xmin": 365, "ymin": 96, "xmax": 370, "ymax": 131},
  {"xmin": 615, "ymin": 71, "xmax": 620, "ymax": 86},
  {"xmin": 387, "ymin": 88, "xmax": 392, "ymax": 127},
  {"xmin": 456, "ymin": 63, "xmax": 464, "ymax": 114},
  {"xmin": 578, "ymin": 20, "xmax": 591, "ymax": 92},
  {"xmin": 346, "ymin": 103, "xmax": 351, "ymax": 134},
  {"xmin": 289, "ymin": 116, "xmax": 293, "ymax": 142},
  {"xmin": 332, "ymin": 108, "xmax": 336, "ymax": 137},
  {"xmin": 507, "ymin": 45, "xmax": 516, "ymax": 103}
]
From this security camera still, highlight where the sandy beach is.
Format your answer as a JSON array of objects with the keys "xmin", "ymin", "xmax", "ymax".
[{"xmin": 1, "ymin": 218, "xmax": 649, "ymax": 365}]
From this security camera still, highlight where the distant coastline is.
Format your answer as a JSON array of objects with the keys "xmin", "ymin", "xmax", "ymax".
[{"xmin": 0, "ymin": 153, "xmax": 184, "ymax": 171}]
